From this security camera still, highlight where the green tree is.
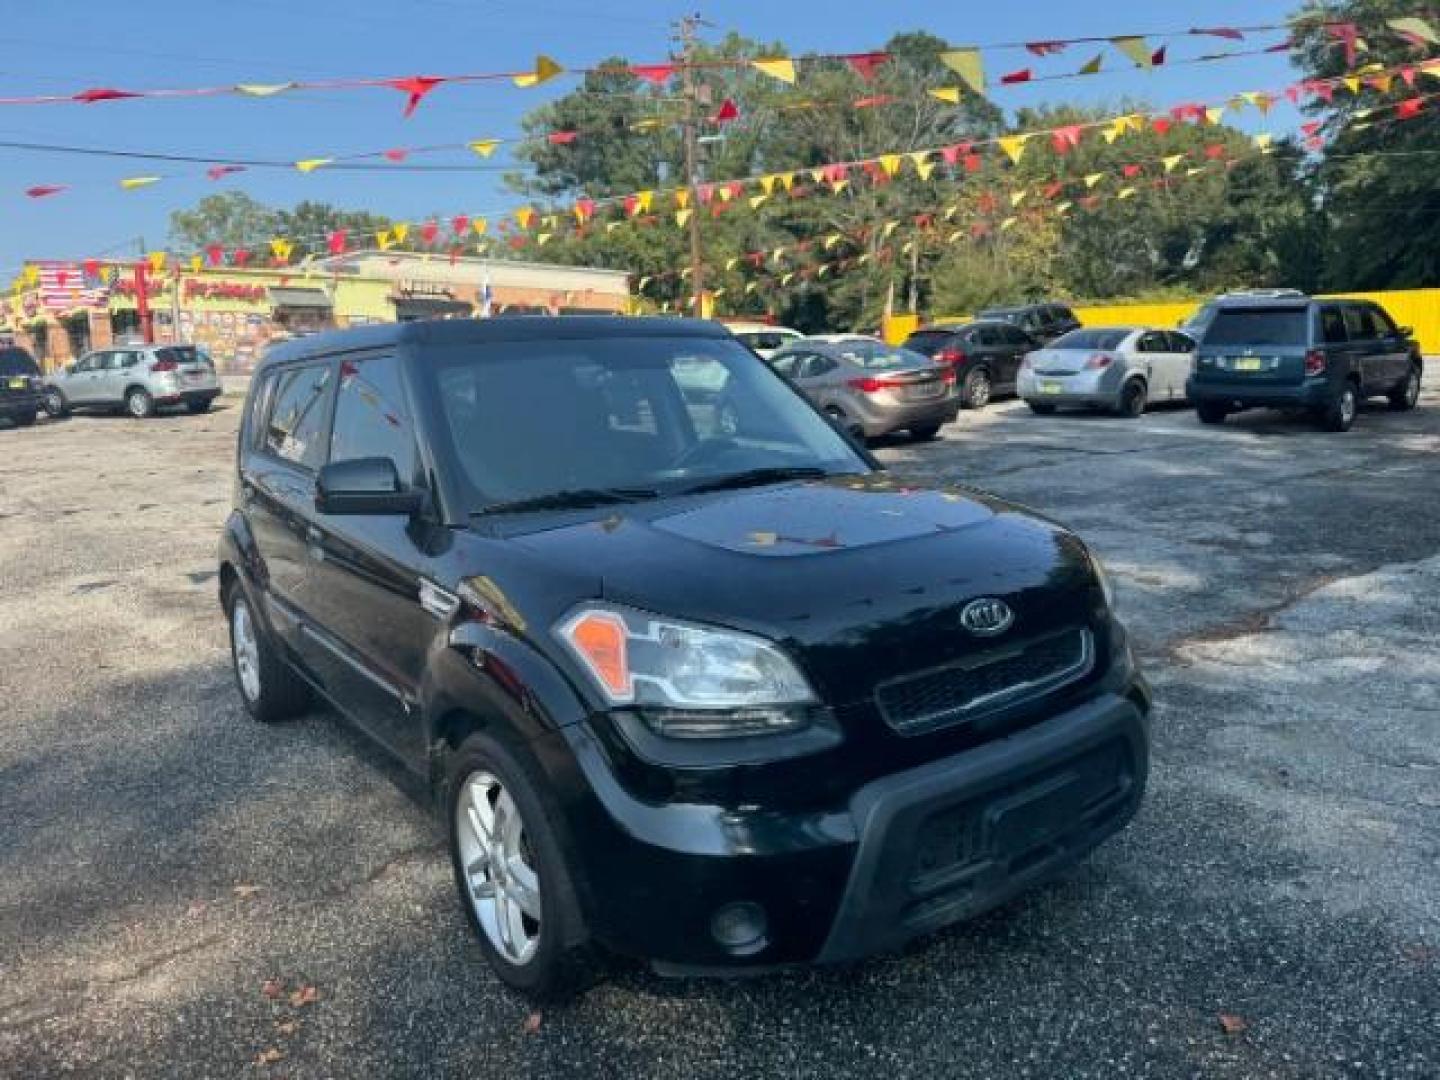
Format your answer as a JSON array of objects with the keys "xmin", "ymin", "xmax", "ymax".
[
  {"xmin": 169, "ymin": 192, "xmax": 278, "ymax": 250},
  {"xmin": 272, "ymin": 201, "xmax": 394, "ymax": 258}
]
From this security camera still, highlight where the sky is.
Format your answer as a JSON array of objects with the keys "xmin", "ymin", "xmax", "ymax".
[{"xmin": 0, "ymin": 0, "xmax": 1304, "ymax": 273}]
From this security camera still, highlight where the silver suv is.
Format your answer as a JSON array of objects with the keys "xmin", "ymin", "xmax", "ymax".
[{"xmin": 44, "ymin": 344, "xmax": 221, "ymax": 419}]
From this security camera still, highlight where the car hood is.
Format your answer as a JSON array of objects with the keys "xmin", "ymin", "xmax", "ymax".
[{"xmin": 499, "ymin": 475, "xmax": 1102, "ymax": 707}]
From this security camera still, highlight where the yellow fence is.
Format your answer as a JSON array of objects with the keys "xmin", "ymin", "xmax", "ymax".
[{"xmin": 887, "ymin": 288, "xmax": 1440, "ymax": 354}]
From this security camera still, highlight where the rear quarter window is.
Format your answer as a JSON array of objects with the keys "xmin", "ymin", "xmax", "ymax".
[{"xmin": 1204, "ymin": 308, "xmax": 1311, "ymax": 347}]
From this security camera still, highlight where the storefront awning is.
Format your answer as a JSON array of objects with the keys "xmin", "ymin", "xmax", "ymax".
[{"xmin": 268, "ymin": 286, "xmax": 332, "ymax": 310}]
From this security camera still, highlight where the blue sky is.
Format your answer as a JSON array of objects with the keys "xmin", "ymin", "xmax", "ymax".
[{"xmin": 0, "ymin": 0, "xmax": 1301, "ymax": 272}]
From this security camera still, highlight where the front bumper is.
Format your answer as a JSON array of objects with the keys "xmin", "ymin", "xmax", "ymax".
[
  {"xmin": 562, "ymin": 687, "xmax": 1149, "ymax": 969},
  {"xmin": 1187, "ymin": 376, "xmax": 1330, "ymax": 410},
  {"xmin": 0, "ymin": 391, "xmax": 43, "ymax": 417}
]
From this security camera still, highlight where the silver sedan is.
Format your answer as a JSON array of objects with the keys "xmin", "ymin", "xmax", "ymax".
[{"xmin": 1017, "ymin": 327, "xmax": 1196, "ymax": 418}]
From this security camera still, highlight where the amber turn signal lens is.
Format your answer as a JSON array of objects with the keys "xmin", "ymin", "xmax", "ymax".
[{"xmin": 565, "ymin": 611, "xmax": 631, "ymax": 698}]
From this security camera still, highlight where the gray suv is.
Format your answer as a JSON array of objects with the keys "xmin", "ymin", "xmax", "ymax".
[{"xmin": 44, "ymin": 344, "xmax": 221, "ymax": 419}]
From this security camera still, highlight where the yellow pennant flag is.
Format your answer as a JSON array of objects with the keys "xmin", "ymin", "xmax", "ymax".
[
  {"xmin": 907, "ymin": 151, "xmax": 929, "ymax": 169},
  {"xmin": 537, "ymin": 233, "xmax": 552, "ymax": 246},
  {"xmin": 120, "ymin": 176, "xmax": 160, "ymax": 190},
  {"xmin": 294, "ymin": 158, "xmax": 332, "ymax": 174},
  {"xmin": 946, "ymin": 229, "xmax": 963, "ymax": 243},
  {"xmin": 1253, "ymin": 133, "xmax": 1274, "ymax": 151},
  {"xmin": 22, "ymin": 264, "xmax": 39, "ymax": 286},
  {"xmin": 816, "ymin": 265, "xmax": 829, "ymax": 278},
  {"xmin": 1055, "ymin": 201, "xmax": 1072, "ymax": 215},
  {"xmin": 943, "ymin": 203, "xmax": 960, "ymax": 221},
  {"xmin": 472, "ymin": 218, "xmax": 488, "ymax": 236},
  {"xmin": 856, "ymin": 253, "xmax": 872, "ymax": 265},
  {"xmin": 514, "ymin": 55, "xmax": 563, "ymax": 88},
  {"xmin": 758, "ymin": 175, "xmax": 778, "ymax": 195},
  {"xmin": 882, "ymin": 220, "xmax": 898, "ymax": 239},
  {"xmin": 823, "ymin": 234, "xmax": 842, "ymax": 250},
  {"xmin": 752, "ymin": 57, "xmax": 797, "ymax": 84},
  {"xmin": 675, "ymin": 189, "xmax": 690, "ymax": 209},
  {"xmin": 1084, "ymin": 173, "xmax": 1105, "ymax": 188},
  {"xmin": 940, "ymin": 48, "xmax": 985, "ymax": 95},
  {"xmin": 1009, "ymin": 189, "xmax": 1027, "ymax": 208},
  {"xmin": 393, "ymin": 223, "xmax": 409, "ymax": 244},
  {"xmin": 745, "ymin": 282, "xmax": 758, "ymax": 295},
  {"xmin": 829, "ymin": 179, "xmax": 848, "ymax": 195},
  {"xmin": 999, "ymin": 216, "xmax": 1017, "ymax": 231},
  {"xmin": 781, "ymin": 272, "xmax": 795, "ymax": 286},
  {"xmin": 1205, "ymin": 106, "xmax": 1227, "ymax": 125},
  {"xmin": 468, "ymin": 139, "xmax": 500, "ymax": 158},
  {"xmin": 725, "ymin": 257, "xmax": 739, "ymax": 271},
  {"xmin": 235, "ymin": 82, "xmax": 295, "ymax": 97},
  {"xmin": 997, "ymin": 133, "xmax": 1030, "ymax": 164},
  {"xmin": 1186, "ymin": 166, "xmax": 1207, "ymax": 177},
  {"xmin": 772, "ymin": 247, "xmax": 786, "ymax": 263},
  {"xmin": 901, "ymin": 241, "xmax": 915, "ymax": 255},
  {"xmin": 542, "ymin": 214, "xmax": 558, "ymax": 230},
  {"xmin": 376, "ymin": 229, "xmax": 394, "ymax": 251},
  {"xmin": 1078, "ymin": 53, "xmax": 1103, "ymax": 75},
  {"xmin": 809, "ymin": 167, "xmax": 826, "ymax": 184},
  {"xmin": 270, "ymin": 238, "xmax": 293, "ymax": 262},
  {"xmin": 1162, "ymin": 154, "xmax": 1185, "ymax": 173},
  {"xmin": 635, "ymin": 190, "xmax": 655, "ymax": 212},
  {"xmin": 1418, "ymin": 59, "xmax": 1440, "ymax": 80},
  {"xmin": 515, "ymin": 207, "xmax": 536, "ymax": 229},
  {"xmin": 1102, "ymin": 127, "xmax": 1122, "ymax": 145},
  {"xmin": 1110, "ymin": 36, "xmax": 1152, "ymax": 68},
  {"xmin": 915, "ymin": 161, "xmax": 935, "ymax": 181},
  {"xmin": 879, "ymin": 154, "xmax": 902, "ymax": 177},
  {"xmin": 189, "ymin": 255, "xmax": 203, "ymax": 273},
  {"xmin": 637, "ymin": 276, "xmax": 652, "ymax": 290},
  {"xmin": 749, "ymin": 194, "xmax": 767, "ymax": 209},
  {"xmin": 1390, "ymin": 16, "xmax": 1439, "ymax": 44},
  {"xmin": 779, "ymin": 172, "xmax": 796, "ymax": 191},
  {"xmin": 930, "ymin": 87, "xmax": 962, "ymax": 105},
  {"xmin": 1343, "ymin": 75, "xmax": 1362, "ymax": 95},
  {"xmin": 1117, "ymin": 187, "xmax": 1137, "ymax": 200},
  {"xmin": 147, "ymin": 251, "xmax": 167, "ymax": 273}
]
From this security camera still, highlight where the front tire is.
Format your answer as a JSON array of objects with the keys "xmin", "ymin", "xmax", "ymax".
[
  {"xmin": 125, "ymin": 387, "xmax": 155, "ymax": 419},
  {"xmin": 1196, "ymin": 402, "xmax": 1228, "ymax": 425},
  {"xmin": 1319, "ymin": 382, "xmax": 1358, "ymax": 432},
  {"xmin": 1389, "ymin": 366, "xmax": 1421, "ymax": 411},
  {"xmin": 43, "ymin": 389, "xmax": 68, "ymax": 419},
  {"xmin": 224, "ymin": 580, "xmax": 310, "ymax": 723},
  {"xmin": 447, "ymin": 732, "xmax": 598, "ymax": 1000},
  {"xmin": 1117, "ymin": 380, "xmax": 1147, "ymax": 418},
  {"xmin": 961, "ymin": 368, "xmax": 992, "ymax": 409}
]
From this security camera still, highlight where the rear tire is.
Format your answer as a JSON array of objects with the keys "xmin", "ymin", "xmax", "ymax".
[
  {"xmin": 1388, "ymin": 366, "xmax": 1421, "ymax": 411},
  {"xmin": 43, "ymin": 389, "xmax": 68, "ymax": 419},
  {"xmin": 224, "ymin": 580, "xmax": 311, "ymax": 724},
  {"xmin": 1196, "ymin": 402, "xmax": 1228, "ymax": 425},
  {"xmin": 446, "ymin": 731, "xmax": 600, "ymax": 1001},
  {"xmin": 125, "ymin": 387, "xmax": 155, "ymax": 419},
  {"xmin": 909, "ymin": 424, "xmax": 941, "ymax": 442},
  {"xmin": 1319, "ymin": 382, "xmax": 1358, "ymax": 432},
  {"xmin": 1116, "ymin": 380, "xmax": 1147, "ymax": 418},
  {"xmin": 961, "ymin": 368, "xmax": 992, "ymax": 409},
  {"xmin": 1026, "ymin": 401, "xmax": 1057, "ymax": 416},
  {"xmin": 186, "ymin": 398, "xmax": 213, "ymax": 415}
]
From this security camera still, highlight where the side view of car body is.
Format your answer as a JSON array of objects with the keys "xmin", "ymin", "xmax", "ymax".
[
  {"xmin": 978, "ymin": 302, "xmax": 1082, "ymax": 345},
  {"xmin": 768, "ymin": 337, "xmax": 959, "ymax": 440},
  {"xmin": 903, "ymin": 320, "xmax": 1038, "ymax": 409},
  {"xmin": 43, "ymin": 343, "xmax": 221, "ymax": 419},
  {"xmin": 1187, "ymin": 296, "xmax": 1422, "ymax": 432},
  {"xmin": 1018, "ymin": 327, "xmax": 1196, "ymax": 418},
  {"xmin": 0, "ymin": 346, "xmax": 44, "ymax": 427},
  {"xmin": 724, "ymin": 321, "xmax": 805, "ymax": 359}
]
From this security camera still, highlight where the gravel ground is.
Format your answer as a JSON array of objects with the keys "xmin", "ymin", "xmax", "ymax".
[{"xmin": 1, "ymin": 385, "xmax": 1437, "ymax": 1079}]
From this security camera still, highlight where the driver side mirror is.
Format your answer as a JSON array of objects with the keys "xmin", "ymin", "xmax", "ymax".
[
  {"xmin": 315, "ymin": 457, "xmax": 423, "ymax": 516},
  {"xmin": 1397, "ymin": 325, "xmax": 1414, "ymax": 339}
]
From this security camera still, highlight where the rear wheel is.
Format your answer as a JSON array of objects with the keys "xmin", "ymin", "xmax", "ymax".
[
  {"xmin": 909, "ymin": 423, "xmax": 941, "ymax": 442},
  {"xmin": 225, "ymin": 580, "xmax": 310, "ymax": 723},
  {"xmin": 1026, "ymin": 401, "xmax": 1057, "ymax": 416},
  {"xmin": 1117, "ymin": 380, "xmax": 1147, "ymax": 418},
  {"xmin": 1319, "ymin": 382, "xmax": 1358, "ymax": 432},
  {"xmin": 42, "ymin": 389, "xmax": 68, "ymax": 418},
  {"xmin": 1389, "ymin": 366, "xmax": 1421, "ymax": 411},
  {"xmin": 186, "ymin": 397, "xmax": 213, "ymax": 415},
  {"xmin": 125, "ymin": 387, "xmax": 155, "ymax": 419},
  {"xmin": 961, "ymin": 368, "xmax": 992, "ymax": 409},
  {"xmin": 1196, "ymin": 402, "xmax": 1228, "ymax": 425}
]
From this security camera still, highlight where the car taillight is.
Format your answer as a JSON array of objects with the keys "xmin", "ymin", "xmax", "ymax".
[
  {"xmin": 1085, "ymin": 353, "xmax": 1114, "ymax": 370},
  {"xmin": 847, "ymin": 376, "xmax": 888, "ymax": 393},
  {"xmin": 1304, "ymin": 350, "xmax": 1326, "ymax": 376},
  {"xmin": 150, "ymin": 359, "xmax": 178, "ymax": 373},
  {"xmin": 934, "ymin": 347, "xmax": 967, "ymax": 365},
  {"xmin": 939, "ymin": 366, "xmax": 957, "ymax": 384}
]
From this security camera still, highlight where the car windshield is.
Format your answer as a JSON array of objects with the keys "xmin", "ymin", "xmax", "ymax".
[
  {"xmin": 1050, "ymin": 329, "xmax": 1131, "ymax": 351},
  {"xmin": 834, "ymin": 341, "xmax": 929, "ymax": 369},
  {"xmin": 1205, "ymin": 308, "xmax": 1310, "ymax": 346},
  {"xmin": 424, "ymin": 335, "xmax": 869, "ymax": 512},
  {"xmin": 0, "ymin": 349, "xmax": 39, "ymax": 377}
]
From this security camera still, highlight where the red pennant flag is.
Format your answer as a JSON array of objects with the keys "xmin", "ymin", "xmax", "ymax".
[
  {"xmin": 1043, "ymin": 181, "xmax": 1064, "ymax": 199},
  {"xmin": 233, "ymin": 249, "xmax": 251, "ymax": 267},
  {"xmin": 83, "ymin": 259, "xmax": 100, "ymax": 277},
  {"xmin": 964, "ymin": 154, "xmax": 982, "ymax": 173},
  {"xmin": 725, "ymin": 181, "xmax": 745, "ymax": 201},
  {"xmin": 1025, "ymin": 41, "xmax": 1067, "ymax": 56},
  {"xmin": 1190, "ymin": 26, "xmax": 1244, "ymax": 41},
  {"xmin": 451, "ymin": 215, "xmax": 470, "ymax": 235},
  {"xmin": 624, "ymin": 194, "xmax": 639, "ymax": 217},
  {"xmin": 939, "ymin": 143, "xmax": 965, "ymax": 165},
  {"xmin": 508, "ymin": 236, "xmax": 528, "ymax": 250},
  {"xmin": 206, "ymin": 165, "xmax": 245, "ymax": 181},
  {"xmin": 1327, "ymin": 23, "xmax": 1360, "ymax": 66},
  {"xmin": 575, "ymin": 198, "xmax": 595, "ymax": 221},
  {"xmin": 1051, "ymin": 125, "xmax": 1083, "ymax": 153},
  {"xmin": 387, "ymin": 76, "xmax": 444, "ymax": 117},
  {"xmin": 1080, "ymin": 195, "xmax": 1102, "ymax": 210},
  {"xmin": 206, "ymin": 244, "xmax": 224, "ymax": 266},
  {"xmin": 1402, "ymin": 66, "xmax": 1418, "ymax": 87},
  {"xmin": 548, "ymin": 130, "xmax": 579, "ymax": 144},
  {"xmin": 712, "ymin": 98, "xmax": 739, "ymax": 123},
  {"xmin": 697, "ymin": 183, "xmax": 715, "ymax": 205},
  {"xmin": 1397, "ymin": 96, "xmax": 1425, "ymax": 120},
  {"xmin": 25, "ymin": 185, "xmax": 66, "ymax": 198},
  {"xmin": 630, "ymin": 63, "xmax": 675, "ymax": 85},
  {"xmin": 1301, "ymin": 120, "xmax": 1323, "ymax": 137},
  {"xmin": 73, "ymin": 87, "xmax": 140, "ymax": 104},
  {"xmin": 853, "ymin": 94, "xmax": 897, "ymax": 108},
  {"xmin": 56, "ymin": 271, "xmax": 69, "ymax": 288},
  {"xmin": 1170, "ymin": 103, "xmax": 1206, "ymax": 123},
  {"xmin": 1122, "ymin": 164, "xmax": 1142, "ymax": 178},
  {"xmin": 846, "ymin": 52, "xmax": 889, "ymax": 81},
  {"xmin": 383, "ymin": 149, "xmax": 409, "ymax": 162},
  {"xmin": 327, "ymin": 229, "xmax": 348, "ymax": 255},
  {"xmin": 1285, "ymin": 85, "xmax": 1302, "ymax": 104},
  {"xmin": 1311, "ymin": 81, "xmax": 1335, "ymax": 103},
  {"xmin": 1265, "ymin": 37, "xmax": 1293, "ymax": 53},
  {"xmin": 421, "ymin": 220, "xmax": 439, "ymax": 245},
  {"xmin": 1204, "ymin": 143, "xmax": 1226, "ymax": 160},
  {"xmin": 1151, "ymin": 117, "xmax": 1172, "ymax": 134},
  {"xmin": 1150, "ymin": 45, "xmax": 1167, "ymax": 65},
  {"xmin": 1000, "ymin": 68, "xmax": 1032, "ymax": 85}
]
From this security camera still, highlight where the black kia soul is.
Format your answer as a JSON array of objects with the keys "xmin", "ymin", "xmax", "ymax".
[{"xmin": 220, "ymin": 318, "xmax": 1150, "ymax": 998}]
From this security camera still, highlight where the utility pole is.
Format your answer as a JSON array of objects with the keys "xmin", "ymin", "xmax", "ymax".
[{"xmin": 674, "ymin": 13, "xmax": 707, "ymax": 314}]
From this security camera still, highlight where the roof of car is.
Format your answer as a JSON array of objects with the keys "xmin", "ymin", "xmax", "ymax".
[
  {"xmin": 258, "ymin": 316, "xmax": 729, "ymax": 369},
  {"xmin": 802, "ymin": 334, "xmax": 882, "ymax": 344},
  {"xmin": 722, "ymin": 321, "xmax": 801, "ymax": 335}
]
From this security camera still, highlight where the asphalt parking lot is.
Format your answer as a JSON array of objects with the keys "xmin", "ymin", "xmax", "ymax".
[{"xmin": 2, "ymin": 385, "xmax": 1437, "ymax": 1079}]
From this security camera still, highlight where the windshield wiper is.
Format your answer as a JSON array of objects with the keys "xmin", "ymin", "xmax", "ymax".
[
  {"xmin": 476, "ymin": 487, "xmax": 660, "ymax": 515},
  {"xmin": 672, "ymin": 466, "xmax": 838, "ymax": 497}
]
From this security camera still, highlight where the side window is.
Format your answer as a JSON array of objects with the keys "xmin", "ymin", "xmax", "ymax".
[
  {"xmin": 1001, "ymin": 325, "xmax": 1030, "ymax": 347},
  {"xmin": 1342, "ymin": 306, "xmax": 1369, "ymax": 342},
  {"xmin": 974, "ymin": 326, "xmax": 999, "ymax": 347},
  {"xmin": 106, "ymin": 351, "xmax": 134, "ymax": 370},
  {"xmin": 77, "ymin": 353, "xmax": 105, "ymax": 373},
  {"xmin": 1320, "ymin": 307, "xmax": 1348, "ymax": 345},
  {"xmin": 1168, "ymin": 332, "xmax": 1196, "ymax": 353},
  {"xmin": 329, "ymin": 355, "xmax": 417, "ymax": 482},
  {"xmin": 246, "ymin": 372, "xmax": 276, "ymax": 451},
  {"xmin": 770, "ymin": 353, "xmax": 799, "ymax": 378},
  {"xmin": 1367, "ymin": 305, "xmax": 1398, "ymax": 338},
  {"xmin": 802, "ymin": 355, "xmax": 837, "ymax": 378},
  {"xmin": 1136, "ymin": 332, "xmax": 1161, "ymax": 353},
  {"xmin": 263, "ymin": 363, "xmax": 333, "ymax": 470}
]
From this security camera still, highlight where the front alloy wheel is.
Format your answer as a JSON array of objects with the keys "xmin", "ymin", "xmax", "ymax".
[
  {"xmin": 1389, "ymin": 367, "xmax": 1421, "ymax": 411},
  {"xmin": 231, "ymin": 598, "xmax": 262, "ymax": 704},
  {"xmin": 962, "ymin": 368, "xmax": 992, "ymax": 409},
  {"xmin": 456, "ymin": 771, "xmax": 543, "ymax": 967},
  {"xmin": 43, "ymin": 389, "xmax": 67, "ymax": 419}
]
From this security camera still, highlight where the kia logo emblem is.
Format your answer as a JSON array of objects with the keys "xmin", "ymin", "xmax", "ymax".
[{"xmin": 960, "ymin": 598, "xmax": 1014, "ymax": 637}]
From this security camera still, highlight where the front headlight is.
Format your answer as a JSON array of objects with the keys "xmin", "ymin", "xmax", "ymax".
[{"xmin": 555, "ymin": 604, "xmax": 818, "ymax": 738}]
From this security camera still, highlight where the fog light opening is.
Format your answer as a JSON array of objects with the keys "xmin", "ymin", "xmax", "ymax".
[{"xmin": 710, "ymin": 901, "xmax": 768, "ymax": 956}]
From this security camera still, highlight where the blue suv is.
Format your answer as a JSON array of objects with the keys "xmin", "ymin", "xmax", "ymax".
[{"xmin": 1187, "ymin": 296, "xmax": 1422, "ymax": 432}]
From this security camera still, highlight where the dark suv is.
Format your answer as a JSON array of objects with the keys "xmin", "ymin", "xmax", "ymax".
[
  {"xmin": 1187, "ymin": 296, "xmax": 1422, "ymax": 431},
  {"xmin": 219, "ymin": 318, "xmax": 1150, "ymax": 998},
  {"xmin": 0, "ymin": 346, "xmax": 44, "ymax": 427},
  {"xmin": 904, "ymin": 320, "xmax": 1038, "ymax": 408},
  {"xmin": 978, "ymin": 303, "xmax": 1081, "ymax": 345}
]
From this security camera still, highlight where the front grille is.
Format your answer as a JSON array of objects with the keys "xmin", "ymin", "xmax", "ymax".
[{"xmin": 875, "ymin": 627, "xmax": 1094, "ymax": 736}]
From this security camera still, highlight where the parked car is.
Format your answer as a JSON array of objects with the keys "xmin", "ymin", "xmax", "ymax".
[
  {"xmin": 220, "ymin": 317, "xmax": 1150, "ymax": 998},
  {"xmin": 903, "ymin": 320, "xmax": 1037, "ymax": 408},
  {"xmin": 1018, "ymin": 327, "xmax": 1196, "ymax": 418},
  {"xmin": 0, "ymin": 346, "xmax": 44, "ymax": 428},
  {"xmin": 1180, "ymin": 289, "xmax": 1307, "ymax": 341},
  {"xmin": 723, "ymin": 321, "xmax": 804, "ymax": 359},
  {"xmin": 1187, "ymin": 296, "xmax": 1422, "ymax": 432},
  {"xmin": 977, "ymin": 302, "xmax": 1081, "ymax": 345},
  {"xmin": 768, "ymin": 337, "xmax": 959, "ymax": 440},
  {"xmin": 43, "ymin": 343, "xmax": 221, "ymax": 419}
]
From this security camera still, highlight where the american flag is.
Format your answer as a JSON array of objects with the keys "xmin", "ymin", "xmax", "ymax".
[{"xmin": 33, "ymin": 261, "xmax": 108, "ymax": 312}]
